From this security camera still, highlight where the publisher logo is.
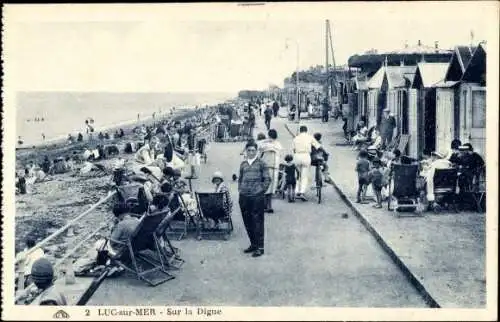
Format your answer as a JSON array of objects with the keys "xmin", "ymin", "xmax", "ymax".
[{"xmin": 53, "ymin": 310, "xmax": 70, "ymax": 319}]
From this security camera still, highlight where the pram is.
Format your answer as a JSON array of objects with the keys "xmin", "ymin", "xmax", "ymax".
[
  {"xmin": 387, "ymin": 164, "xmax": 423, "ymax": 216},
  {"xmin": 195, "ymin": 192, "xmax": 234, "ymax": 240}
]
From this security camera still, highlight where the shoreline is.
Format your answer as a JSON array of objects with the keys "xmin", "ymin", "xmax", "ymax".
[{"xmin": 15, "ymin": 105, "xmax": 218, "ymax": 166}]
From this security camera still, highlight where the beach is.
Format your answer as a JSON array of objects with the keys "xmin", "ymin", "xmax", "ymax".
[{"xmin": 16, "ymin": 91, "xmax": 235, "ymax": 147}]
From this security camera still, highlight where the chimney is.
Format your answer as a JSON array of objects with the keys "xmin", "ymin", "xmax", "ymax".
[
  {"xmin": 404, "ymin": 41, "xmax": 409, "ymax": 49},
  {"xmin": 418, "ymin": 40, "xmax": 422, "ymax": 46},
  {"xmin": 434, "ymin": 41, "xmax": 439, "ymax": 49}
]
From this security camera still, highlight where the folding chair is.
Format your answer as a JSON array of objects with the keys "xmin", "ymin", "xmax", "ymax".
[
  {"xmin": 164, "ymin": 192, "xmax": 198, "ymax": 240},
  {"xmin": 461, "ymin": 165, "xmax": 486, "ymax": 213},
  {"xmin": 108, "ymin": 212, "xmax": 176, "ymax": 286},
  {"xmin": 153, "ymin": 209, "xmax": 185, "ymax": 269},
  {"xmin": 388, "ymin": 164, "xmax": 423, "ymax": 216},
  {"xmin": 433, "ymin": 168, "xmax": 459, "ymax": 213},
  {"xmin": 195, "ymin": 192, "xmax": 234, "ymax": 240}
]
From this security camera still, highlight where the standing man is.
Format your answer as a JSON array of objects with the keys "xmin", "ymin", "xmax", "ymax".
[
  {"xmin": 292, "ymin": 125, "xmax": 321, "ymax": 201},
  {"xmin": 264, "ymin": 104, "xmax": 273, "ymax": 130},
  {"xmin": 380, "ymin": 108, "xmax": 397, "ymax": 149},
  {"xmin": 247, "ymin": 107, "xmax": 256, "ymax": 139},
  {"xmin": 238, "ymin": 141, "xmax": 271, "ymax": 258},
  {"xmin": 272, "ymin": 100, "xmax": 280, "ymax": 117},
  {"xmin": 321, "ymin": 97, "xmax": 330, "ymax": 123}
]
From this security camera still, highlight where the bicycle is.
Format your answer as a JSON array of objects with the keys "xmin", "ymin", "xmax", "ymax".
[{"xmin": 313, "ymin": 161, "xmax": 324, "ymax": 204}]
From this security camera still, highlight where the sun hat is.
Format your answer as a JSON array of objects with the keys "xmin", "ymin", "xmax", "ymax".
[{"xmin": 212, "ymin": 171, "xmax": 224, "ymax": 183}]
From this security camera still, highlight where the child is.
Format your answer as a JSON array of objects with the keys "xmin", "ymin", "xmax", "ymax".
[
  {"xmin": 312, "ymin": 133, "xmax": 334, "ymax": 184},
  {"xmin": 355, "ymin": 149, "xmax": 371, "ymax": 203},
  {"xmin": 370, "ymin": 157, "xmax": 384, "ymax": 208},
  {"xmin": 30, "ymin": 258, "xmax": 67, "ymax": 305},
  {"xmin": 212, "ymin": 171, "xmax": 233, "ymax": 214},
  {"xmin": 283, "ymin": 154, "xmax": 300, "ymax": 202}
]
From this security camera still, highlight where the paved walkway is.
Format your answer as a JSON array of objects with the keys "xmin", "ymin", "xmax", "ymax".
[
  {"xmin": 288, "ymin": 117, "xmax": 487, "ymax": 308},
  {"xmin": 87, "ymin": 117, "xmax": 427, "ymax": 307}
]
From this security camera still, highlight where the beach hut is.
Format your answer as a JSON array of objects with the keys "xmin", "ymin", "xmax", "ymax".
[
  {"xmin": 348, "ymin": 74, "xmax": 370, "ymax": 126},
  {"xmin": 458, "ymin": 43, "xmax": 486, "ymax": 158},
  {"xmin": 367, "ymin": 64, "xmax": 386, "ymax": 129},
  {"xmin": 367, "ymin": 62, "xmax": 416, "ymax": 142},
  {"xmin": 409, "ymin": 62, "xmax": 450, "ymax": 158},
  {"xmin": 434, "ymin": 45, "xmax": 477, "ymax": 155}
]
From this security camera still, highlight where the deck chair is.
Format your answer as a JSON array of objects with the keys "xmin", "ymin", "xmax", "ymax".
[
  {"xmin": 153, "ymin": 208, "xmax": 185, "ymax": 269},
  {"xmin": 433, "ymin": 168, "xmax": 459, "ymax": 213},
  {"xmin": 388, "ymin": 164, "xmax": 423, "ymax": 216},
  {"xmin": 108, "ymin": 211, "xmax": 176, "ymax": 286},
  {"xmin": 165, "ymin": 192, "xmax": 198, "ymax": 240},
  {"xmin": 195, "ymin": 192, "xmax": 234, "ymax": 240},
  {"xmin": 397, "ymin": 134, "xmax": 410, "ymax": 154}
]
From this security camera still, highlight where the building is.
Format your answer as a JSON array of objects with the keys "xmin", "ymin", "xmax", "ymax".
[
  {"xmin": 434, "ymin": 45, "xmax": 477, "ymax": 155},
  {"xmin": 409, "ymin": 62, "xmax": 450, "ymax": 158},
  {"xmin": 458, "ymin": 43, "xmax": 486, "ymax": 158}
]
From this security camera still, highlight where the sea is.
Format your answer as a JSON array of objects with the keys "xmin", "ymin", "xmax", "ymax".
[{"xmin": 15, "ymin": 91, "xmax": 235, "ymax": 146}]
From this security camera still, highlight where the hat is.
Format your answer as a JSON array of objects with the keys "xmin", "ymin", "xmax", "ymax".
[
  {"xmin": 431, "ymin": 151, "xmax": 444, "ymax": 158},
  {"xmin": 383, "ymin": 108, "xmax": 390, "ymax": 112},
  {"xmin": 31, "ymin": 258, "xmax": 54, "ymax": 281},
  {"xmin": 212, "ymin": 171, "xmax": 224, "ymax": 183},
  {"xmin": 163, "ymin": 166, "xmax": 181, "ymax": 178},
  {"xmin": 459, "ymin": 144, "xmax": 472, "ymax": 151}
]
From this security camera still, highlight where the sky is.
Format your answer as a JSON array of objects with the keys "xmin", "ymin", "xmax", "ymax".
[{"xmin": 3, "ymin": 2, "xmax": 498, "ymax": 93}]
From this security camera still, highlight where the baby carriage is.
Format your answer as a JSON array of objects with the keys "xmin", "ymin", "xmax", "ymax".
[{"xmin": 387, "ymin": 164, "xmax": 423, "ymax": 216}]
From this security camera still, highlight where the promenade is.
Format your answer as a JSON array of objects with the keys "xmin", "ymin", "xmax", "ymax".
[
  {"xmin": 86, "ymin": 115, "xmax": 427, "ymax": 307},
  {"xmin": 292, "ymin": 116, "xmax": 487, "ymax": 308}
]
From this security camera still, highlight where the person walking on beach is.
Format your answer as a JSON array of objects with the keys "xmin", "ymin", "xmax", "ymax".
[{"xmin": 238, "ymin": 141, "xmax": 271, "ymax": 258}]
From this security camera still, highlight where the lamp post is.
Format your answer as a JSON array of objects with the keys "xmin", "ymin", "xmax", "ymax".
[{"xmin": 286, "ymin": 38, "xmax": 300, "ymax": 122}]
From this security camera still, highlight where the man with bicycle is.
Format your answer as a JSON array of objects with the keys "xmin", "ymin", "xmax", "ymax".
[{"xmin": 292, "ymin": 125, "xmax": 322, "ymax": 201}]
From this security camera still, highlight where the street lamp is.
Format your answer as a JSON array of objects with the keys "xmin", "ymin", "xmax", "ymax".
[{"xmin": 285, "ymin": 38, "xmax": 300, "ymax": 122}]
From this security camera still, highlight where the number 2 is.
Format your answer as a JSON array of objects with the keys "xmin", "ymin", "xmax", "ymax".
[{"xmin": 85, "ymin": 309, "xmax": 90, "ymax": 316}]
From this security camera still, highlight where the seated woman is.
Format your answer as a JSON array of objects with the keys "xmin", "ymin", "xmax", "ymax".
[
  {"xmin": 367, "ymin": 128, "xmax": 382, "ymax": 151},
  {"xmin": 419, "ymin": 151, "xmax": 453, "ymax": 210},
  {"xmin": 352, "ymin": 121, "xmax": 369, "ymax": 150}
]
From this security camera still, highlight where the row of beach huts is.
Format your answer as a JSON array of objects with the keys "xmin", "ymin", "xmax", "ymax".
[{"xmin": 341, "ymin": 42, "xmax": 487, "ymax": 160}]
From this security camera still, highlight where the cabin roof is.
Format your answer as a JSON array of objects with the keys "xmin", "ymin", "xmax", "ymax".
[
  {"xmin": 413, "ymin": 62, "xmax": 450, "ymax": 88},
  {"xmin": 444, "ymin": 45, "xmax": 477, "ymax": 81},
  {"xmin": 461, "ymin": 43, "xmax": 486, "ymax": 84},
  {"xmin": 434, "ymin": 81, "xmax": 459, "ymax": 88},
  {"xmin": 368, "ymin": 65, "xmax": 416, "ymax": 89}
]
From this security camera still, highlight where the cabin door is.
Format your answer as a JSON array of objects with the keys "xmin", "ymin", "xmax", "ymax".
[
  {"xmin": 377, "ymin": 90, "xmax": 387, "ymax": 127},
  {"xmin": 435, "ymin": 89, "xmax": 454, "ymax": 154},
  {"xmin": 408, "ymin": 89, "xmax": 419, "ymax": 158},
  {"xmin": 469, "ymin": 88, "xmax": 486, "ymax": 158},
  {"xmin": 424, "ymin": 88, "xmax": 437, "ymax": 154}
]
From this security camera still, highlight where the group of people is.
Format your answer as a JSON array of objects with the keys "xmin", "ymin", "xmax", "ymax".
[
  {"xmin": 351, "ymin": 112, "xmax": 485, "ymax": 211},
  {"xmin": 236, "ymin": 119, "xmax": 334, "ymax": 258}
]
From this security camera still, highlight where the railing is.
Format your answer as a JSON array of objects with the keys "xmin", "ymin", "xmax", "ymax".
[{"xmin": 15, "ymin": 191, "xmax": 117, "ymax": 304}]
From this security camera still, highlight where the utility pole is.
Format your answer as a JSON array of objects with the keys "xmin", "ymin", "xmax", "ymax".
[{"xmin": 325, "ymin": 19, "xmax": 329, "ymax": 100}]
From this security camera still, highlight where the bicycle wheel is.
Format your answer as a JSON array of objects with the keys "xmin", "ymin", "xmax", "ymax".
[{"xmin": 315, "ymin": 166, "xmax": 322, "ymax": 204}]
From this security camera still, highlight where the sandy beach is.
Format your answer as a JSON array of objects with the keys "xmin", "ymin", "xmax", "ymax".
[{"xmin": 14, "ymin": 104, "xmax": 217, "ymax": 261}]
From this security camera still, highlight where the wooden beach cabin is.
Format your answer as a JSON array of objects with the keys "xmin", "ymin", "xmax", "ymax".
[
  {"xmin": 367, "ymin": 64, "xmax": 386, "ymax": 129},
  {"xmin": 347, "ymin": 74, "xmax": 369, "ymax": 127},
  {"xmin": 367, "ymin": 63, "xmax": 416, "ymax": 146},
  {"xmin": 434, "ymin": 45, "xmax": 477, "ymax": 155},
  {"xmin": 409, "ymin": 62, "xmax": 450, "ymax": 158},
  {"xmin": 458, "ymin": 43, "xmax": 486, "ymax": 158}
]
